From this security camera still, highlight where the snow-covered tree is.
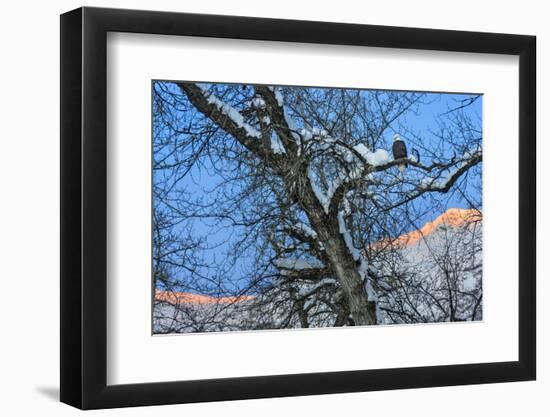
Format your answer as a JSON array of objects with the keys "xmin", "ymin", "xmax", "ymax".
[{"xmin": 153, "ymin": 82, "xmax": 482, "ymax": 330}]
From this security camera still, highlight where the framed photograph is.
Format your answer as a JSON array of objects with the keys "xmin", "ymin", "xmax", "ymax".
[{"xmin": 60, "ymin": 6, "xmax": 536, "ymax": 409}]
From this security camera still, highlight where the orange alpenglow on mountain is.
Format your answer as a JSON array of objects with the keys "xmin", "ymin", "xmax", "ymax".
[
  {"xmin": 154, "ymin": 290, "xmax": 255, "ymax": 305},
  {"xmin": 155, "ymin": 208, "xmax": 481, "ymax": 305},
  {"xmin": 387, "ymin": 208, "xmax": 481, "ymax": 248}
]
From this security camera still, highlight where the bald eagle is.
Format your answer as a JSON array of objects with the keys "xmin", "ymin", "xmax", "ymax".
[{"xmin": 392, "ymin": 134, "xmax": 408, "ymax": 173}]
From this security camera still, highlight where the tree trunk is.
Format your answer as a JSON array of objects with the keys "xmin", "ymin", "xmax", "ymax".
[
  {"xmin": 306, "ymin": 209, "xmax": 377, "ymax": 326},
  {"xmin": 322, "ymin": 232, "xmax": 377, "ymax": 326},
  {"xmin": 283, "ymin": 163, "xmax": 377, "ymax": 326}
]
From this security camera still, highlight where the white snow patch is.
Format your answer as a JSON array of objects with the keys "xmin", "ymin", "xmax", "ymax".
[
  {"xmin": 311, "ymin": 127, "xmax": 328, "ymax": 137},
  {"xmin": 294, "ymin": 222, "xmax": 318, "ymax": 239},
  {"xmin": 274, "ymin": 88, "xmax": 285, "ymax": 107},
  {"xmin": 353, "ymin": 143, "xmax": 371, "ymax": 159},
  {"xmin": 275, "ymin": 258, "xmax": 325, "ymax": 271},
  {"xmin": 338, "ymin": 211, "xmax": 360, "ymax": 261},
  {"xmin": 300, "ymin": 128, "xmax": 313, "ymax": 141},
  {"xmin": 353, "ymin": 144, "xmax": 390, "ymax": 166},
  {"xmin": 372, "ymin": 149, "xmax": 390, "ymax": 165},
  {"xmin": 251, "ymin": 97, "xmax": 265, "ymax": 108},
  {"xmin": 308, "ymin": 169, "xmax": 331, "ymax": 214},
  {"xmin": 270, "ymin": 135, "xmax": 286, "ymax": 154},
  {"xmin": 298, "ymin": 278, "xmax": 337, "ymax": 297}
]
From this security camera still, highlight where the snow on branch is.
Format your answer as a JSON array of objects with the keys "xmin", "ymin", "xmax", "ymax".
[
  {"xmin": 386, "ymin": 145, "xmax": 482, "ymax": 210},
  {"xmin": 372, "ymin": 144, "xmax": 482, "ymax": 176},
  {"xmin": 282, "ymin": 222, "xmax": 326, "ymax": 258},
  {"xmin": 176, "ymin": 83, "xmax": 270, "ymax": 158},
  {"xmin": 274, "ymin": 258, "xmax": 325, "ymax": 270},
  {"xmin": 270, "ymin": 135, "xmax": 286, "ymax": 154},
  {"xmin": 292, "ymin": 222, "xmax": 318, "ymax": 240},
  {"xmin": 307, "ymin": 176, "xmax": 343, "ymax": 215},
  {"xmin": 418, "ymin": 145, "xmax": 482, "ymax": 191},
  {"xmin": 352, "ymin": 144, "xmax": 390, "ymax": 166},
  {"xmin": 326, "ymin": 142, "xmax": 482, "ymax": 214},
  {"xmin": 255, "ymin": 86, "xmax": 299, "ymax": 153},
  {"xmin": 273, "ymin": 258, "xmax": 331, "ymax": 281},
  {"xmin": 306, "ymin": 141, "xmax": 391, "ymax": 214},
  {"xmin": 199, "ymin": 87, "xmax": 261, "ymax": 139},
  {"xmin": 338, "ymin": 211, "xmax": 361, "ymax": 261},
  {"xmin": 297, "ymin": 278, "xmax": 338, "ymax": 297}
]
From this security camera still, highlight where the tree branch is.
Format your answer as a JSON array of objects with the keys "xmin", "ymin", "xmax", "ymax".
[{"xmin": 176, "ymin": 83, "xmax": 271, "ymax": 159}]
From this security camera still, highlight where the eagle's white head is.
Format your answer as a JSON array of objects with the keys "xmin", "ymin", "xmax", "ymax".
[{"xmin": 393, "ymin": 134, "xmax": 402, "ymax": 142}]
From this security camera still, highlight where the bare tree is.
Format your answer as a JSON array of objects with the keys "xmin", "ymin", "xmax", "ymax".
[
  {"xmin": 372, "ymin": 210, "xmax": 483, "ymax": 324},
  {"xmin": 153, "ymin": 82, "xmax": 482, "ymax": 331}
]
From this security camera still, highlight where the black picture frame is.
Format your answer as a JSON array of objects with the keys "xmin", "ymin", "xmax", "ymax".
[{"xmin": 60, "ymin": 6, "xmax": 536, "ymax": 410}]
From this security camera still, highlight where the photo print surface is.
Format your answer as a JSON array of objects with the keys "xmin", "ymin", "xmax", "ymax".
[{"xmin": 152, "ymin": 81, "xmax": 482, "ymax": 334}]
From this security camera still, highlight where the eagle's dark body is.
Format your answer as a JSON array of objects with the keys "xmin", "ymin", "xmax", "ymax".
[{"xmin": 392, "ymin": 139, "xmax": 408, "ymax": 171}]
